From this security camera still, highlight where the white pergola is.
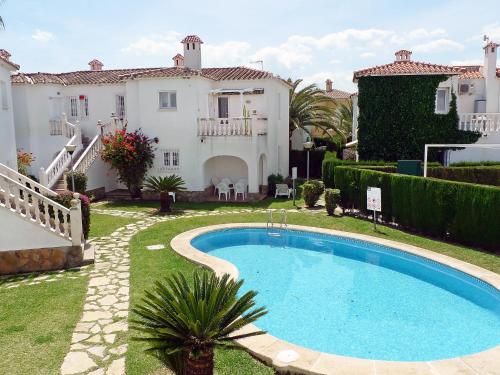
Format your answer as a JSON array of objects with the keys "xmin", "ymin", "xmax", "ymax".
[{"xmin": 423, "ymin": 143, "xmax": 500, "ymax": 177}]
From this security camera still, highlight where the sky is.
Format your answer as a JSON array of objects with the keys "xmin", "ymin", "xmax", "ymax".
[{"xmin": 1, "ymin": 0, "xmax": 500, "ymax": 92}]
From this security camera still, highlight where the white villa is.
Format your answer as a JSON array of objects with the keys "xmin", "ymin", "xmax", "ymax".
[
  {"xmin": 10, "ymin": 34, "xmax": 290, "ymax": 198},
  {"xmin": 352, "ymin": 41, "xmax": 500, "ymax": 163},
  {"xmin": 0, "ymin": 35, "xmax": 289, "ymax": 272}
]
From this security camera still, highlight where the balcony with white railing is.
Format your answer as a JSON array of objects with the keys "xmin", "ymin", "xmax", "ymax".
[
  {"xmin": 197, "ymin": 117, "xmax": 268, "ymax": 137},
  {"xmin": 458, "ymin": 113, "xmax": 500, "ymax": 134},
  {"xmin": 49, "ymin": 113, "xmax": 78, "ymax": 138}
]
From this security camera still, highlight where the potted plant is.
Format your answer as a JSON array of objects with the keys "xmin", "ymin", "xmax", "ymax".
[{"xmin": 143, "ymin": 175, "xmax": 186, "ymax": 213}]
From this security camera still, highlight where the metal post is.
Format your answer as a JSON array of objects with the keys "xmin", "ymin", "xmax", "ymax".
[
  {"xmin": 373, "ymin": 209, "xmax": 377, "ymax": 231},
  {"xmin": 292, "ymin": 178, "xmax": 296, "ymax": 206},
  {"xmin": 306, "ymin": 150, "xmax": 310, "ymax": 181},
  {"xmin": 71, "ymin": 153, "xmax": 75, "ymax": 191},
  {"xmin": 423, "ymin": 145, "xmax": 428, "ymax": 177}
]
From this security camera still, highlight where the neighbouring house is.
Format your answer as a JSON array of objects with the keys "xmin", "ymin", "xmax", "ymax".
[
  {"xmin": 0, "ymin": 49, "xmax": 18, "ymax": 168},
  {"xmin": 352, "ymin": 42, "xmax": 500, "ymax": 163},
  {"xmin": 11, "ymin": 35, "xmax": 290, "ymax": 199},
  {"xmin": 290, "ymin": 79, "xmax": 352, "ymax": 151},
  {"xmin": 0, "ymin": 50, "xmax": 85, "ymax": 272}
]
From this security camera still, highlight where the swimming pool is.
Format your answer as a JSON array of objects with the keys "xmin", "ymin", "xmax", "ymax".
[{"xmin": 191, "ymin": 227, "xmax": 500, "ymax": 362}]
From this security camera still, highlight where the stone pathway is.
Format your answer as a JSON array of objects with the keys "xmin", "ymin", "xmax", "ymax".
[{"xmin": 0, "ymin": 264, "xmax": 93, "ymax": 290}]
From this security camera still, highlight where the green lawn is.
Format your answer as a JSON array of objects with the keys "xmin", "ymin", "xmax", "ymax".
[
  {"xmin": 95, "ymin": 197, "xmax": 304, "ymax": 213},
  {"xmin": 89, "ymin": 213, "xmax": 138, "ymax": 238},
  {"xmin": 125, "ymin": 210, "xmax": 500, "ymax": 375},
  {"xmin": 0, "ymin": 277, "xmax": 88, "ymax": 375}
]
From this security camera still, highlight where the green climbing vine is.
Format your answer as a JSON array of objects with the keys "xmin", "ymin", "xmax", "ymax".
[{"xmin": 357, "ymin": 75, "xmax": 480, "ymax": 161}]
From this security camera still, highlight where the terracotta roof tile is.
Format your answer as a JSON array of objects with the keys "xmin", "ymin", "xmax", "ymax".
[
  {"xmin": 181, "ymin": 35, "xmax": 203, "ymax": 44},
  {"xmin": 353, "ymin": 60, "xmax": 462, "ymax": 80},
  {"xmin": 454, "ymin": 65, "xmax": 482, "ymax": 79},
  {"xmin": 12, "ymin": 66, "xmax": 276, "ymax": 85},
  {"xmin": 325, "ymin": 88, "xmax": 352, "ymax": 100},
  {"xmin": 0, "ymin": 49, "xmax": 20, "ymax": 70}
]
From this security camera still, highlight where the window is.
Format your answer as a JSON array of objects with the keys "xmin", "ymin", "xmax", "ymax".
[
  {"xmin": 67, "ymin": 95, "xmax": 89, "ymax": 119},
  {"xmin": 218, "ymin": 97, "xmax": 229, "ymax": 118},
  {"xmin": 192, "ymin": 43, "xmax": 195, "ymax": 50},
  {"xmin": 158, "ymin": 149, "xmax": 180, "ymax": 171},
  {"xmin": 159, "ymin": 91, "xmax": 177, "ymax": 109},
  {"xmin": 435, "ymin": 88, "xmax": 449, "ymax": 114},
  {"xmin": 1, "ymin": 81, "xmax": 8, "ymax": 110},
  {"xmin": 116, "ymin": 94, "xmax": 125, "ymax": 118}
]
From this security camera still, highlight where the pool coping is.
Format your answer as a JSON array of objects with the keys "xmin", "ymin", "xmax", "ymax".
[{"xmin": 170, "ymin": 223, "xmax": 500, "ymax": 375}]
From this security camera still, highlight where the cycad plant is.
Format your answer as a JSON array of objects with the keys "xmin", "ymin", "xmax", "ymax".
[
  {"xmin": 132, "ymin": 271, "xmax": 268, "ymax": 375},
  {"xmin": 143, "ymin": 175, "xmax": 186, "ymax": 213}
]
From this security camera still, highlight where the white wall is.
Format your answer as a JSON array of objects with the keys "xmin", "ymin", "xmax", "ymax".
[
  {"xmin": 0, "ymin": 61, "xmax": 18, "ymax": 168},
  {"xmin": 0, "ymin": 208, "xmax": 70, "ymax": 250}
]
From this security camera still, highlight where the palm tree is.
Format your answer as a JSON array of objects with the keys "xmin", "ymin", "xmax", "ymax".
[
  {"xmin": 288, "ymin": 78, "xmax": 337, "ymax": 139},
  {"xmin": 143, "ymin": 175, "xmax": 186, "ymax": 213},
  {"xmin": 0, "ymin": 0, "xmax": 5, "ymax": 30},
  {"xmin": 332, "ymin": 102, "xmax": 353, "ymax": 143},
  {"xmin": 132, "ymin": 271, "xmax": 268, "ymax": 375}
]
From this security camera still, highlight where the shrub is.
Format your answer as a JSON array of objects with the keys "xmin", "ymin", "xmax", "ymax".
[
  {"xmin": 325, "ymin": 188, "xmax": 340, "ymax": 215},
  {"xmin": 427, "ymin": 167, "xmax": 500, "ymax": 186},
  {"xmin": 66, "ymin": 171, "xmax": 88, "ymax": 194},
  {"xmin": 101, "ymin": 128, "xmax": 156, "ymax": 198},
  {"xmin": 334, "ymin": 166, "xmax": 500, "ymax": 251},
  {"xmin": 302, "ymin": 180, "xmax": 324, "ymax": 207},
  {"xmin": 267, "ymin": 174, "xmax": 284, "ymax": 197},
  {"xmin": 322, "ymin": 158, "xmax": 395, "ymax": 188},
  {"xmin": 450, "ymin": 161, "xmax": 500, "ymax": 167}
]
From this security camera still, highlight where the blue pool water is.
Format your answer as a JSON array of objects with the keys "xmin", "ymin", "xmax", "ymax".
[{"xmin": 191, "ymin": 228, "xmax": 500, "ymax": 361}]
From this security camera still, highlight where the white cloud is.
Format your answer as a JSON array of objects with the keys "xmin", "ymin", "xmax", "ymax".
[
  {"xmin": 204, "ymin": 41, "xmax": 251, "ymax": 66},
  {"xmin": 32, "ymin": 29, "xmax": 54, "ymax": 43},
  {"xmin": 252, "ymin": 37, "xmax": 314, "ymax": 69},
  {"xmin": 412, "ymin": 39, "xmax": 464, "ymax": 53},
  {"xmin": 360, "ymin": 52, "xmax": 376, "ymax": 58},
  {"xmin": 391, "ymin": 28, "xmax": 448, "ymax": 44},
  {"xmin": 467, "ymin": 23, "xmax": 500, "ymax": 43},
  {"xmin": 300, "ymin": 71, "xmax": 353, "ymax": 91},
  {"xmin": 450, "ymin": 59, "xmax": 483, "ymax": 66},
  {"xmin": 121, "ymin": 31, "xmax": 182, "ymax": 56}
]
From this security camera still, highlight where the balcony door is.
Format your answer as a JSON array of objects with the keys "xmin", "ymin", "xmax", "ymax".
[{"xmin": 218, "ymin": 97, "xmax": 229, "ymax": 118}]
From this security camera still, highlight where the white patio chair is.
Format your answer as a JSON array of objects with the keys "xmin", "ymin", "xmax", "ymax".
[
  {"xmin": 217, "ymin": 182, "xmax": 230, "ymax": 201},
  {"xmin": 221, "ymin": 178, "xmax": 232, "ymax": 186},
  {"xmin": 234, "ymin": 182, "xmax": 246, "ymax": 201},
  {"xmin": 275, "ymin": 184, "xmax": 291, "ymax": 198},
  {"xmin": 211, "ymin": 177, "xmax": 220, "ymax": 196},
  {"xmin": 236, "ymin": 178, "xmax": 248, "ymax": 186}
]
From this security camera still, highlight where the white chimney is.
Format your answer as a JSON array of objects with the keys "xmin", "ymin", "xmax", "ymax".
[
  {"xmin": 483, "ymin": 41, "xmax": 499, "ymax": 112},
  {"xmin": 394, "ymin": 50, "xmax": 412, "ymax": 62},
  {"xmin": 181, "ymin": 35, "xmax": 203, "ymax": 70},
  {"xmin": 88, "ymin": 59, "xmax": 103, "ymax": 71},
  {"xmin": 326, "ymin": 79, "xmax": 332, "ymax": 92},
  {"xmin": 172, "ymin": 53, "xmax": 184, "ymax": 68}
]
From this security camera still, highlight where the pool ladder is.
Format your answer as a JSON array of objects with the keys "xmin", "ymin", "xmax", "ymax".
[{"xmin": 267, "ymin": 209, "xmax": 288, "ymax": 237}]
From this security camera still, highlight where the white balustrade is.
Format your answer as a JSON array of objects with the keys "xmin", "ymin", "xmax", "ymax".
[
  {"xmin": 197, "ymin": 118, "xmax": 258, "ymax": 136},
  {"xmin": 49, "ymin": 113, "xmax": 78, "ymax": 139},
  {"xmin": 39, "ymin": 134, "xmax": 81, "ymax": 188},
  {"xmin": 0, "ymin": 172, "xmax": 82, "ymax": 244},
  {"xmin": 458, "ymin": 113, "xmax": 500, "ymax": 134},
  {"xmin": 73, "ymin": 134, "xmax": 103, "ymax": 173},
  {"xmin": 99, "ymin": 116, "xmax": 126, "ymax": 136},
  {"xmin": 0, "ymin": 163, "xmax": 57, "ymax": 197}
]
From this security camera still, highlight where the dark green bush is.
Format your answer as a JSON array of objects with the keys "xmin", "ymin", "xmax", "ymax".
[
  {"xmin": 427, "ymin": 167, "xmax": 500, "ymax": 186},
  {"xmin": 334, "ymin": 166, "xmax": 500, "ymax": 251},
  {"xmin": 450, "ymin": 161, "xmax": 500, "ymax": 167},
  {"xmin": 325, "ymin": 188, "xmax": 340, "ymax": 215},
  {"xmin": 52, "ymin": 192, "xmax": 91, "ymax": 240},
  {"xmin": 322, "ymin": 158, "xmax": 395, "ymax": 188},
  {"xmin": 66, "ymin": 171, "xmax": 88, "ymax": 194},
  {"xmin": 302, "ymin": 180, "xmax": 325, "ymax": 207},
  {"xmin": 267, "ymin": 174, "xmax": 284, "ymax": 197}
]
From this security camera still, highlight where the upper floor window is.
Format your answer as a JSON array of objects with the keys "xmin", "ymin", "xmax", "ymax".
[
  {"xmin": 116, "ymin": 94, "xmax": 125, "ymax": 118},
  {"xmin": 435, "ymin": 88, "xmax": 449, "ymax": 114},
  {"xmin": 1, "ymin": 81, "xmax": 8, "ymax": 110},
  {"xmin": 67, "ymin": 95, "xmax": 89, "ymax": 119},
  {"xmin": 159, "ymin": 91, "xmax": 177, "ymax": 110}
]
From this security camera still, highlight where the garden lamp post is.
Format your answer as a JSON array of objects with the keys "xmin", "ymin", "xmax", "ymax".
[
  {"xmin": 65, "ymin": 144, "xmax": 77, "ymax": 191},
  {"xmin": 303, "ymin": 138, "xmax": 314, "ymax": 181}
]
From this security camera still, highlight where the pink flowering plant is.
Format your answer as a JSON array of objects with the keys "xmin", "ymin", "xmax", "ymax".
[{"xmin": 101, "ymin": 128, "xmax": 156, "ymax": 197}]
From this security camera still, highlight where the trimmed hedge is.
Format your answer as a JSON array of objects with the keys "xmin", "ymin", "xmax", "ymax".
[
  {"xmin": 325, "ymin": 188, "xmax": 340, "ymax": 215},
  {"xmin": 66, "ymin": 171, "xmax": 88, "ymax": 194},
  {"xmin": 322, "ymin": 158, "xmax": 397, "ymax": 188},
  {"xmin": 334, "ymin": 166, "xmax": 500, "ymax": 251},
  {"xmin": 427, "ymin": 167, "xmax": 500, "ymax": 186},
  {"xmin": 302, "ymin": 180, "xmax": 324, "ymax": 207},
  {"xmin": 450, "ymin": 161, "xmax": 500, "ymax": 167}
]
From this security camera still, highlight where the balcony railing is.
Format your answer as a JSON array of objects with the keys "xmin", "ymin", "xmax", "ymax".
[
  {"xmin": 458, "ymin": 113, "xmax": 500, "ymax": 134},
  {"xmin": 197, "ymin": 117, "xmax": 267, "ymax": 137}
]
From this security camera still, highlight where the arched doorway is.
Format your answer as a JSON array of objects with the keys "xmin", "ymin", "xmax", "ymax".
[{"xmin": 203, "ymin": 155, "xmax": 248, "ymax": 189}]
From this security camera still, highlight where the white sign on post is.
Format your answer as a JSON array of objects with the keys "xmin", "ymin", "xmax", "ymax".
[
  {"xmin": 367, "ymin": 187, "xmax": 382, "ymax": 212},
  {"xmin": 292, "ymin": 167, "xmax": 297, "ymax": 180}
]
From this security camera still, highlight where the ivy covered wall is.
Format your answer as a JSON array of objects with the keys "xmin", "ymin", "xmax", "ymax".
[{"xmin": 357, "ymin": 75, "xmax": 480, "ymax": 161}]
